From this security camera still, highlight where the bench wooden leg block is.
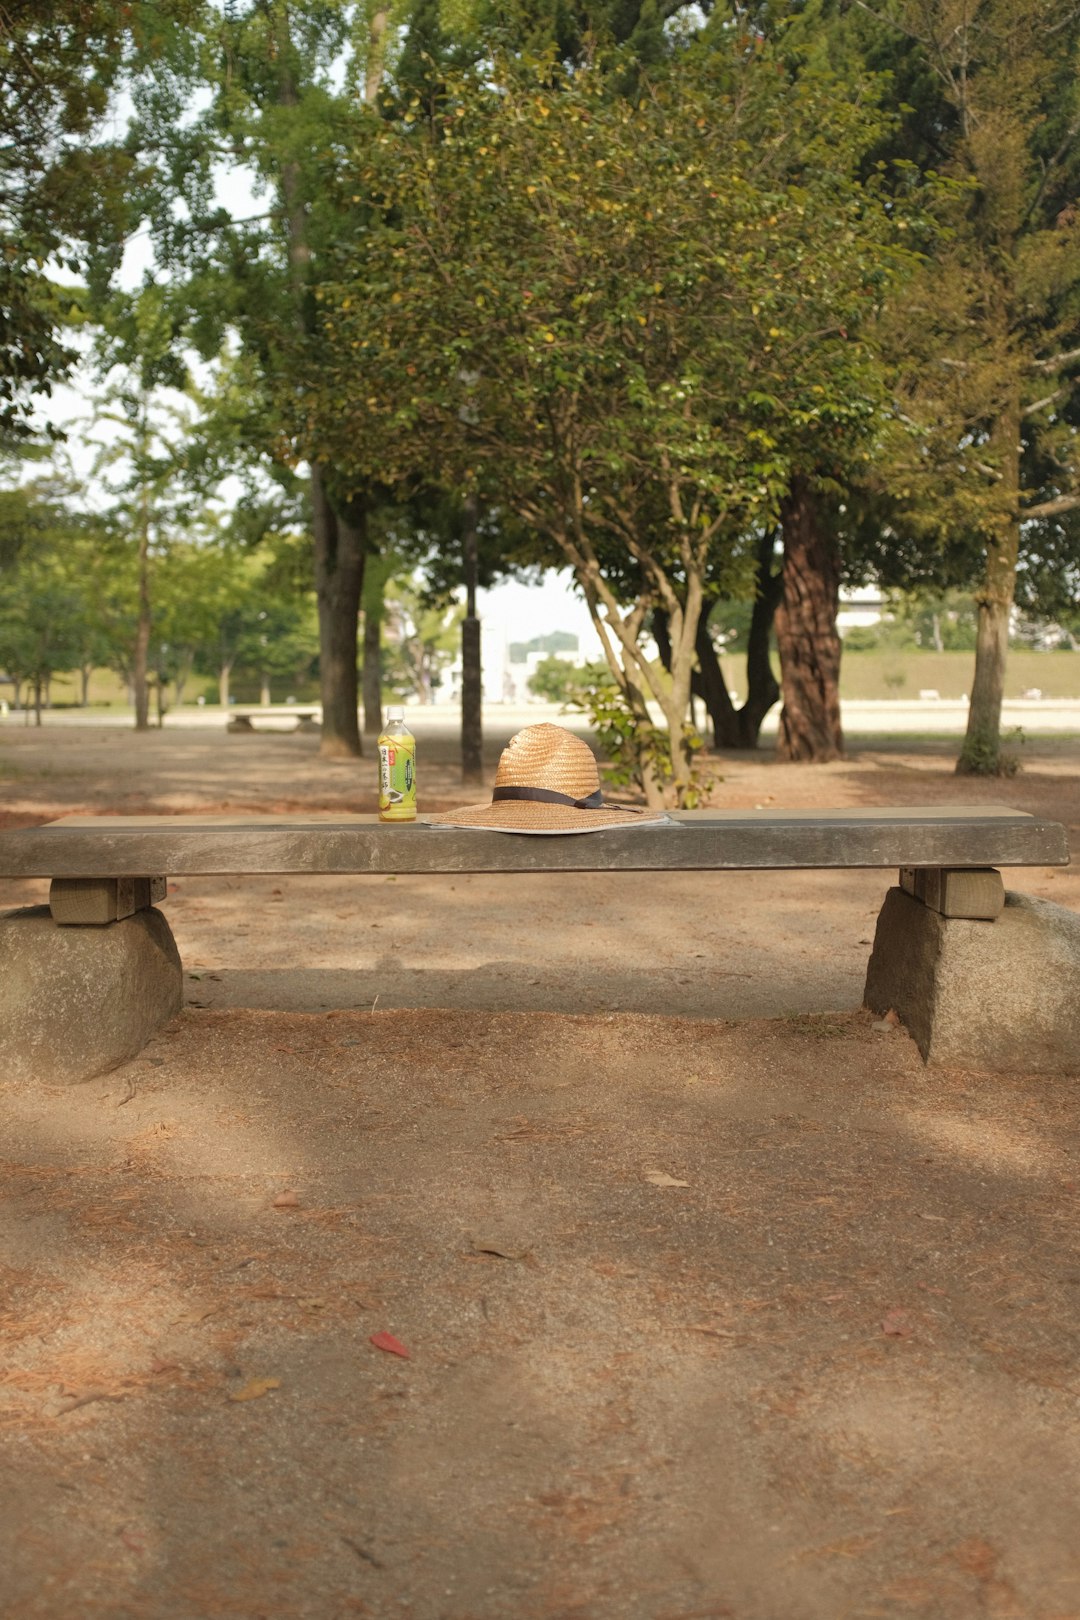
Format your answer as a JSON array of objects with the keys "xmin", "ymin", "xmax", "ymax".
[
  {"xmin": 865, "ymin": 887, "xmax": 1080, "ymax": 1073},
  {"xmin": 0, "ymin": 905, "xmax": 183, "ymax": 1084},
  {"xmin": 50, "ymin": 876, "xmax": 166, "ymax": 925},
  {"xmin": 899, "ymin": 865, "xmax": 1004, "ymax": 920}
]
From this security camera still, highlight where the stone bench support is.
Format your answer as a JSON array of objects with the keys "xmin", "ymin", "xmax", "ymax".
[
  {"xmin": 0, "ymin": 906, "xmax": 182, "ymax": 1084},
  {"xmin": 865, "ymin": 884, "xmax": 1080, "ymax": 1073}
]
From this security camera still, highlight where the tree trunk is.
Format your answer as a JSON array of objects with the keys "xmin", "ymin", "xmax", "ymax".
[
  {"xmin": 957, "ymin": 401, "xmax": 1021, "ymax": 775},
  {"xmin": 361, "ymin": 557, "xmax": 386, "ymax": 737},
  {"xmin": 312, "ymin": 466, "xmax": 365, "ymax": 759},
  {"xmin": 688, "ymin": 613, "xmax": 739, "ymax": 747},
  {"xmin": 81, "ymin": 663, "xmax": 92, "ymax": 706},
  {"xmin": 260, "ymin": 672, "xmax": 271, "ymax": 706},
  {"xmin": 774, "ymin": 476, "xmax": 844, "ymax": 762},
  {"xmin": 461, "ymin": 496, "xmax": 483, "ymax": 784},
  {"xmin": 133, "ymin": 496, "xmax": 151, "ymax": 732},
  {"xmin": 33, "ymin": 677, "xmax": 42, "ymax": 726},
  {"xmin": 655, "ymin": 534, "xmax": 781, "ymax": 753},
  {"xmin": 276, "ymin": 19, "xmax": 364, "ymax": 761},
  {"xmin": 174, "ymin": 656, "xmax": 191, "ymax": 707},
  {"xmin": 739, "ymin": 535, "xmax": 783, "ymax": 746},
  {"xmin": 219, "ymin": 661, "xmax": 231, "ymax": 709}
]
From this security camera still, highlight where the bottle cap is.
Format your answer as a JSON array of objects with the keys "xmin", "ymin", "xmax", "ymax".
[{"xmin": 387, "ymin": 706, "xmax": 405, "ymax": 720}]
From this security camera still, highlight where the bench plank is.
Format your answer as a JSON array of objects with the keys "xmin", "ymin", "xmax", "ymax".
[{"xmin": 0, "ymin": 807, "xmax": 1068, "ymax": 878}]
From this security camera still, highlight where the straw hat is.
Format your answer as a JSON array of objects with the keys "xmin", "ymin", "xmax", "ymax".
[{"xmin": 425, "ymin": 723, "xmax": 667, "ymax": 835}]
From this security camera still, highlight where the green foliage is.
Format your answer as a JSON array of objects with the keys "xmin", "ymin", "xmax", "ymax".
[
  {"xmin": 957, "ymin": 727, "xmax": 1025, "ymax": 779},
  {"xmin": 526, "ymin": 655, "xmax": 599, "ymax": 704},
  {"xmin": 823, "ymin": 0, "xmax": 1080, "ymax": 770},
  {"xmin": 317, "ymin": 37, "xmax": 911, "ymax": 797},
  {"xmin": 558, "ymin": 664, "xmax": 715, "ymax": 808},
  {"xmin": 0, "ymin": 1, "xmax": 196, "ymax": 435},
  {"xmin": 0, "ymin": 482, "xmax": 121, "ymax": 702}
]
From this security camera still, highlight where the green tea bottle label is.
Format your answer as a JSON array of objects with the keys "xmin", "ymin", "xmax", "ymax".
[{"xmin": 378, "ymin": 708, "xmax": 416, "ymax": 822}]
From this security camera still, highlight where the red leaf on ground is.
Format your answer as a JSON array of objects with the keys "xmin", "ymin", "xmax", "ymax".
[
  {"xmin": 882, "ymin": 1308, "xmax": 913, "ymax": 1337},
  {"xmin": 370, "ymin": 1331, "xmax": 410, "ymax": 1359}
]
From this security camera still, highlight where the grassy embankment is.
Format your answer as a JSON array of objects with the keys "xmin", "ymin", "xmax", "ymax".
[
  {"xmin": 7, "ymin": 648, "xmax": 1080, "ymax": 713},
  {"xmin": 721, "ymin": 648, "xmax": 1080, "ymax": 703}
]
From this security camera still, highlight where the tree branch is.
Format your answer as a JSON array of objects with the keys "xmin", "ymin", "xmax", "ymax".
[
  {"xmin": 1024, "ymin": 494, "xmax": 1080, "ymax": 521},
  {"xmin": 1029, "ymin": 346, "xmax": 1080, "ymax": 376},
  {"xmin": 1022, "ymin": 389, "xmax": 1064, "ymax": 418}
]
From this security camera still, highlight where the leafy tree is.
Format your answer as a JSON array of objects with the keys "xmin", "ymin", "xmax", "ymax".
[
  {"xmin": 0, "ymin": 499, "xmax": 98, "ymax": 722},
  {"xmin": 317, "ymin": 42, "xmax": 908, "ymax": 801},
  {"xmin": 0, "ymin": 1, "xmax": 197, "ymax": 437},
  {"xmin": 87, "ymin": 287, "xmax": 207, "ymax": 729},
  {"xmin": 527, "ymin": 654, "xmax": 600, "ymax": 703},
  {"xmin": 121, "ymin": 0, "xmax": 396, "ymax": 757},
  {"xmin": 808, "ymin": 0, "xmax": 1080, "ymax": 772}
]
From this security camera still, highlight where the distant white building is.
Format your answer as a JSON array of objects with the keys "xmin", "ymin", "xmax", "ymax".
[{"xmin": 837, "ymin": 585, "xmax": 886, "ymax": 635}]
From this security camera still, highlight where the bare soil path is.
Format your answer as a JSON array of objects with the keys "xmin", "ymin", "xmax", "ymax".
[{"xmin": 1, "ymin": 719, "xmax": 1078, "ymax": 1619}]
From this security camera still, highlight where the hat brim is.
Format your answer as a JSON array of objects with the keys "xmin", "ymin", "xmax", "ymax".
[{"xmin": 423, "ymin": 801, "xmax": 670, "ymax": 835}]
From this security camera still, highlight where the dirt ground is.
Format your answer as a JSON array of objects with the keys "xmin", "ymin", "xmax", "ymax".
[{"xmin": 1, "ymin": 718, "xmax": 1079, "ymax": 1620}]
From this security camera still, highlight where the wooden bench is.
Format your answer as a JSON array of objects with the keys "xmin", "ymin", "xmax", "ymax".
[
  {"xmin": 226, "ymin": 705, "xmax": 320, "ymax": 733},
  {"xmin": 0, "ymin": 805, "xmax": 1073, "ymax": 1081}
]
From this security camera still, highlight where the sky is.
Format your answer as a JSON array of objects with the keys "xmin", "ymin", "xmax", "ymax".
[{"xmin": 477, "ymin": 573, "xmax": 600, "ymax": 652}]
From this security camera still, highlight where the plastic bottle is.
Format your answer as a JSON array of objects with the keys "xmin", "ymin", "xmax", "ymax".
[{"xmin": 377, "ymin": 706, "xmax": 417, "ymax": 822}]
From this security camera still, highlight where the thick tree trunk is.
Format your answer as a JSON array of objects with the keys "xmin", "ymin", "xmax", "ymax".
[
  {"xmin": 312, "ymin": 466, "xmax": 365, "ymax": 759},
  {"xmin": 461, "ymin": 496, "xmax": 483, "ymax": 784},
  {"xmin": 957, "ymin": 402, "xmax": 1021, "ymax": 775},
  {"xmin": 361, "ymin": 557, "xmax": 386, "ymax": 737},
  {"xmin": 774, "ymin": 476, "xmax": 844, "ymax": 763}
]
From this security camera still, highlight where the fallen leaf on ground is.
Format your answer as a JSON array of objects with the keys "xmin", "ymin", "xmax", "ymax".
[
  {"xmin": 272, "ymin": 1190, "xmax": 300, "ymax": 1209},
  {"xmin": 170, "ymin": 1301, "xmax": 222, "ymax": 1327},
  {"xmin": 470, "ymin": 1239, "xmax": 529, "ymax": 1261},
  {"xmin": 370, "ymin": 1331, "xmax": 410, "ymax": 1359},
  {"xmin": 882, "ymin": 1309, "xmax": 913, "ymax": 1338},
  {"xmin": 228, "ymin": 1377, "xmax": 280, "ymax": 1402},
  {"xmin": 644, "ymin": 1170, "xmax": 689, "ymax": 1188}
]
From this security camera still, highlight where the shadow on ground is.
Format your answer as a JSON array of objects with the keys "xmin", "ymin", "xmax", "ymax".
[{"xmin": 2, "ymin": 1007, "xmax": 1079, "ymax": 1620}]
